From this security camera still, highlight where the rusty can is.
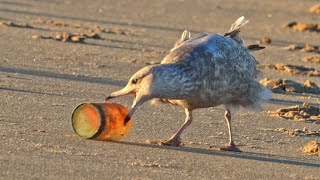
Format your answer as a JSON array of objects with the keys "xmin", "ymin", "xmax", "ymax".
[{"xmin": 71, "ymin": 103, "xmax": 132, "ymax": 141}]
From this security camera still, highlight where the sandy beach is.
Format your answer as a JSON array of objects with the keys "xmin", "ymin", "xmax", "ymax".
[{"xmin": 0, "ymin": 0, "xmax": 319, "ymax": 179}]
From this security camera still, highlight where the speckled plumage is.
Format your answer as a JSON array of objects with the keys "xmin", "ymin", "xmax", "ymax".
[
  {"xmin": 157, "ymin": 33, "xmax": 268, "ymax": 110},
  {"xmin": 106, "ymin": 17, "xmax": 271, "ymax": 150}
]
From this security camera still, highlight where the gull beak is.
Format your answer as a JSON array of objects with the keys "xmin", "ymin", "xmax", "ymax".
[
  {"xmin": 124, "ymin": 104, "xmax": 138, "ymax": 125},
  {"xmin": 105, "ymin": 87, "xmax": 144, "ymax": 125},
  {"xmin": 104, "ymin": 87, "xmax": 133, "ymax": 102},
  {"xmin": 124, "ymin": 114, "xmax": 131, "ymax": 125},
  {"xmin": 105, "ymin": 95, "xmax": 114, "ymax": 101},
  {"xmin": 123, "ymin": 93, "xmax": 150, "ymax": 125}
]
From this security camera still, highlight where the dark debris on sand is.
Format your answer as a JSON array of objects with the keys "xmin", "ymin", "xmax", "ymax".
[
  {"xmin": 261, "ymin": 64, "xmax": 320, "ymax": 77},
  {"xmin": 258, "ymin": 37, "xmax": 272, "ymax": 45},
  {"xmin": 269, "ymin": 103, "xmax": 320, "ymax": 124},
  {"xmin": 283, "ymin": 44, "xmax": 320, "ymax": 54},
  {"xmin": 302, "ymin": 141, "xmax": 320, "ymax": 157},
  {"xmin": 34, "ymin": 17, "xmax": 135, "ymax": 35},
  {"xmin": 283, "ymin": 21, "xmax": 320, "ymax": 33},
  {"xmin": 274, "ymin": 127, "xmax": 320, "ymax": 137},
  {"xmin": 302, "ymin": 56, "xmax": 320, "ymax": 63},
  {"xmin": 260, "ymin": 78, "xmax": 320, "ymax": 94},
  {"xmin": 32, "ymin": 32, "xmax": 102, "ymax": 43},
  {"xmin": 0, "ymin": 21, "xmax": 33, "ymax": 29},
  {"xmin": 309, "ymin": 4, "xmax": 320, "ymax": 14}
]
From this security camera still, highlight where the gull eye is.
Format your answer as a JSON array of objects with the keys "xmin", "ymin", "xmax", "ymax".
[{"xmin": 131, "ymin": 78, "xmax": 138, "ymax": 84}]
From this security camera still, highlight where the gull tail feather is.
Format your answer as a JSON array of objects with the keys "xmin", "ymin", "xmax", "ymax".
[
  {"xmin": 224, "ymin": 16, "xmax": 249, "ymax": 45},
  {"xmin": 247, "ymin": 44, "xmax": 265, "ymax": 51},
  {"xmin": 242, "ymin": 81, "xmax": 272, "ymax": 111}
]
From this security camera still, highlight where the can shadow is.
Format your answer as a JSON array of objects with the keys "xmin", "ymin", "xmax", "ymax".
[{"xmin": 112, "ymin": 141, "xmax": 320, "ymax": 168}]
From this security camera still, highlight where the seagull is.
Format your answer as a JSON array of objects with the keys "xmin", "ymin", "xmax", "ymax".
[{"xmin": 105, "ymin": 16, "xmax": 271, "ymax": 151}]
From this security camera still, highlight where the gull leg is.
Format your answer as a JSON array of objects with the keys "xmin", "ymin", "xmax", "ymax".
[
  {"xmin": 162, "ymin": 109, "xmax": 192, "ymax": 146},
  {"xmin": 220, "ymin": 109, "xmax": 241, "ymax": 152}
]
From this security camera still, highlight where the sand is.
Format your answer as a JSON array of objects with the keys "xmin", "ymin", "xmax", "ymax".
[{"xmin": 0, "ymin": 0, "xmax": 320, "ymax": 179}]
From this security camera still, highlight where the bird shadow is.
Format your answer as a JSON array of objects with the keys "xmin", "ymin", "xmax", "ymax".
[
  {"xmin": 282, "ymin": 92, "xmax": 320, "ymax": 99},
  {"xmin": 111, "ymin": 141, "xmax": 320, "ymax": 167},
  {"xmin": 82, "ymin": 42, "xmax": 151, "ymax": 52},
  {"xmin": 0, "ymin": 66, "xmax": 127, "ymax": 87},
  {"xmin": 102, "ymin": 37, "xmax": 168, "ymax": 49},
  {"xmin": 268, "ymin": 98, "xmax": 319, "ymax": 107},
  {"xmin": 0, "ymin": 1, "xmax": 32, "ymax": 7},
  {"xmin": 0, "ymin": 8, "xmax": 309, "ymax": 50},
  {"xmin": 0, "ymin": 86, "xmax": 65, "ymax": 97},
  {"xmin": 0, "ymin": 17, "xmax": 14, "ymax": 22},
  {"xmin": 0, "ymin": 8, "xmax": 191, "ymax": 33}
]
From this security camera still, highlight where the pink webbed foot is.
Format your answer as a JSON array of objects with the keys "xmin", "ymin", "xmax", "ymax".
[
  {"xmin": 219, "ymin": 143, "xmax": 242, "ymax": 152},
  {"xmin": 210, "ymin": 143, "xmax": 242, "ymax": 152},
  {"xmin": 161, "ymin": 138, "xmax": 183, "ymax": 147}
]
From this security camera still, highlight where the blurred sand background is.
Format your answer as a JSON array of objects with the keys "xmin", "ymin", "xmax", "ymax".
[{"xmin": 0, "ymin": 0, "xmax": 320, "ymax": 179}]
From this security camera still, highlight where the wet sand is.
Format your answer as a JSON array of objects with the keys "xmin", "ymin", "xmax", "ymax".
[{"xmin": 0, "ymin": 0, "xmax": 319, "ymax": 179}]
